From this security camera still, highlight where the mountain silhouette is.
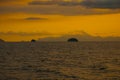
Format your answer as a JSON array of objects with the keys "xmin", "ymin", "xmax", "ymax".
[{"xmin": 68, "ymin": 38, "xmax": 78, "ymax": 42}]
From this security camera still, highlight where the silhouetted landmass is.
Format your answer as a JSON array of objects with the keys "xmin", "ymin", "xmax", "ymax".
[
  {"xmin": 38, "ymin": 31, "xmax": 120, "ymax": 42},
  {"xmin": 68, "ymin": 38, "xmax": 78, "ymax": 42},
  {"xmin": 0, "ymin": 39, "xmax": 5, "ymax": 43},
  {"xmin": 31, "ymin": 39, "xmax": 36, "ymax": 42}
]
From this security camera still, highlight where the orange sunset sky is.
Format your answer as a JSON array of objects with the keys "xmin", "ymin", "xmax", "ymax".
[{"xmin": 0, "ymin": 0, "xmax": 120, "ymax": 41}]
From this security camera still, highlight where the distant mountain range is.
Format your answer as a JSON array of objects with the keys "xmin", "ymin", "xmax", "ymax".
[{"xmin": 38, "ymin": 31, "xmax": 120, "ymax": 41}]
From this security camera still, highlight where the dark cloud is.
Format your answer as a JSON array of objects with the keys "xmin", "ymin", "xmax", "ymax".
[
  {"xmin": 0, "ymin": 0, "xmax": 19, "ymax": 2},
  {"xmin": 29, "ymin": 0, "xmax": 81, "ymax": 6},
  {"xmin": 81, "ymin": 0, "xmax": 120, "ymax": 9},
  {"xmin": 0, "ymin": 5, "xmax": 119, "ymax": 15},
  {"xmin": 29, "ymin": 0, "xmax": 120, "ymax": 9},
  {"xmin": 25, "ymin": 17, "xmax": 47, "ymax": 20},
  {"xmin": 0, "ymin": 0, "xmax": 120, "ymax": 15}
]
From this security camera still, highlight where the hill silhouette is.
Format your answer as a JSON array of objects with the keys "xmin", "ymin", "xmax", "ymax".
[
  {"xmin": 68, "ymin": 38, "xmax": 78, "ymax": 42},
  {"xmin": 0, "ymin": 39, "xmax": 5, "ymax": 42},
  {"xmin": 38, "ymin": 31, "xmax": 120, "ymax": 42}
]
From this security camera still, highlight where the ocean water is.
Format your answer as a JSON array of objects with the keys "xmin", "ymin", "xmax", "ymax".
[{"xmin": 0, "ymin": 42, "xmax": 120, "ymax": 80}]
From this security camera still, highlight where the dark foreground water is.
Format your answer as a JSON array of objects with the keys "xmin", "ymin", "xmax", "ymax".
[{"xmin": 0, "ymin": 42, "xmax": 120, "ymax": 80}]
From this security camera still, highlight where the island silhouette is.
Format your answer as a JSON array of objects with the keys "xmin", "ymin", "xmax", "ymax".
[
  {"xmin": 31, "ymin": 39, "xmax": 36, "ymax": 42},
  {"xmin": 67, "ymin": 38, "xmax": 78, "ymax": 42}
]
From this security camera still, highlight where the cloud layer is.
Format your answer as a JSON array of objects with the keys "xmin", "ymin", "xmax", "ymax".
[
  {"xmin": 29, "ymin": 0, "xmax": 81, "ymax": 6},
  {"xmin": 81, "ymin": 0, "xmax": 120, "ymax": 9},
  {"xmin": 0, "ymin": 0, "xmax": 120, "ymax": 15},
  {"xmin": 29, "ymin": 0, "xmax": 120, "ymax": 9},
  {"xmin": 0, "ymin": 5, "xmax": 119, "ymax": 15},
  {"xmin": 0, "ymin": 0, "xmax": 17, "ymax": 2},
  {"xmin": 25, "ymin": 17, "xmax": 47, "ymax": 20}
]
